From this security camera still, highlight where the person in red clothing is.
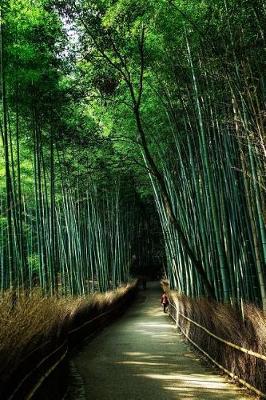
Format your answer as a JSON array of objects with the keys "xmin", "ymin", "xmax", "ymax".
[{"xmin": 161, "ymin": 292, "xmax": 169, "ymax": 313}]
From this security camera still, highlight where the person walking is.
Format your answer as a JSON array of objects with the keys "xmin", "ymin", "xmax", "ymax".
[{"xmin": 161, "ymin": 292, "xmax": 169, "ymax": 313}]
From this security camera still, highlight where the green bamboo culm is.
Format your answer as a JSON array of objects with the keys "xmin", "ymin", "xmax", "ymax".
[
  {"xmin": 0, "ymin": 0, "xmax": 265, "ymax": 314},
  {"xmin": 149, "ymin": 22, "xmax": 266, "ymax": 308}
]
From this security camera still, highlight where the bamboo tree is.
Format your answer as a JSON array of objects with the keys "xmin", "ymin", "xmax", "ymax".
[{"xmin": 0, "ymin": 6, "xmax": 15, "ymax": 290}]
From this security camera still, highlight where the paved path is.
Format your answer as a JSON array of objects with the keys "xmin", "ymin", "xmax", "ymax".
[{"xmin": 67, "ymin": 283, "xmax": 251, "ymax": 400}]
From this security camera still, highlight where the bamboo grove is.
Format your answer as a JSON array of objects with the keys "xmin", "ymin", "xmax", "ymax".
[
  {"xmin": 59, "ymin": 0, "xmax": 265, "ymax": 309},
  {"xmin": 1, "ymin": 0, "xmax": 266, "ymax": 310},
  {"xmin": 0, "ymin": 0, "xmax": 138, "ymax": 296},
  {"xmin": 149, "ymin": 2, "xmax": 266, "ymax": 308}
]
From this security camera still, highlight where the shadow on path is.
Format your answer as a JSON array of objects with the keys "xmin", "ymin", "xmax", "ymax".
[{"xmin": 67, "ymin": 282, "xmax": 251, "ymax": 400}]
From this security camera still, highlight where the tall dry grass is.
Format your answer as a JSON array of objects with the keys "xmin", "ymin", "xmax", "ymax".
[
  {"xmin": 162, "ymin": 281, "xmax": 266, "ymax": 394},
  {"xmin": 0, "ymin": 282, "xmax": 135, "ymax": 384}
]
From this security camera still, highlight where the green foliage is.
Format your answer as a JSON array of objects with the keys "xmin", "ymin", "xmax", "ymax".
[{"xmin": 0, "ymin": 0, "xmax": 265, "ymax": 307}]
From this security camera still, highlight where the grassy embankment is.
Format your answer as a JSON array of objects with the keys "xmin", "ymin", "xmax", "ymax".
[
  {"xmin": 162, "ymin": 281, "xmax": 266, "ymax": 396},
  {"xmin": 0, "ymin": 282, "xmax": 136, "ymax": 384}
]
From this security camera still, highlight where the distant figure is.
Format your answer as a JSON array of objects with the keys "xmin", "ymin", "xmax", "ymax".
[
  {"xmin": 142, "ymin": 277, "xmax": 147, "ymax": 290},
  {"xmin": 161, "ymin": 292, "xmax": 169, "ymax": 313},
  {"xmin": 138, "ymin": 276, "xmax": 147, "ymax": 290}
]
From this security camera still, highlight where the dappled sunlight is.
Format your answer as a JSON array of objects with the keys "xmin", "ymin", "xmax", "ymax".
[
  {"xmin": 135, "ymin": 322, "xmax": 171, "ymax": 328},
  {"xmin": 142, "ymin": 310, "xmax": 163, "ymax": 318},
  {"xmin": 141, "ymin": 372, "xmax": 230, "ymax": 387},
  {"xmin": 69, "ymin": 286, "xmax": 251, "ymax": 400},
  {"xmin": 113, "ymin": 349, "xmax": 249, "ymax": 399},
  {"xmin": 113, "ymin": 297, "xmax": 249, "ymax": 399},
  {"xmin": 117, "ymin": 361, "xmax": 173, "ymax": 366},
  {"xmin": 123, "ymin": 292, "xmax": 249, "ymax": 399},
  {"xmin": 137, "ymin": 323, "xmax": 169, "ymax": 333}
]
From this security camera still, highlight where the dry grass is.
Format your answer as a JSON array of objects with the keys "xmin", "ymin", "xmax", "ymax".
[
  {"xmin": 0, "ymin": 282, "xmax": 136, "ymax": 383},
  {"xmin": 162, "ymin": 281, "xmax": 266, "ymax": 395}
]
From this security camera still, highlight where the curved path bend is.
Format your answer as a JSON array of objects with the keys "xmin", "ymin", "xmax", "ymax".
[{"xmin": 67, "ymin": 283, "xmax": 251, "ymax": 400}]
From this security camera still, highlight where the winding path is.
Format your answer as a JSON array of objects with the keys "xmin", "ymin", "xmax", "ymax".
[{"xmin": 67, "ymin": 283, "xmax": 251, "ymax": 400}]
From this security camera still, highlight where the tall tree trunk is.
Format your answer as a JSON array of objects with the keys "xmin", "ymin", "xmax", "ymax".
[
  {"xmin": 132, "ymin": 102, "xmax": 216, "ymax": 299},
  {"xmin": 0, "ymin": 8, "xmax": 15, "ymax": 290}
]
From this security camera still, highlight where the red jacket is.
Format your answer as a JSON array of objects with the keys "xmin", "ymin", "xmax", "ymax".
[{"xmin": 161, "ymin": 293, "xmax": 169, "ymax": 304}]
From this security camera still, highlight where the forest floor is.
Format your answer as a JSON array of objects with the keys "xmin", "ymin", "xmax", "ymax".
[{"xmin": 66, "ymin": 282, "xmax": 253, "ymax": 400}]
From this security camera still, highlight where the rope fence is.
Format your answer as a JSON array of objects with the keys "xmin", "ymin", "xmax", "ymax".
[
  {"xmin": 168, "ymin": 300, "xmax": 266, "ymax": 399},
  {"xmin": 25, "ymin": 343, "xmax": 69, "ymax": 400},
  {"xmin": 3, "ymin": 286, "xmax": 137, "ymax": 400}
]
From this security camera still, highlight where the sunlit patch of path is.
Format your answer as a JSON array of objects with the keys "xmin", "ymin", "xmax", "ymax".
[{"xmin": 67, "ymin": 282, "xmax": 252, "ymax": 400}]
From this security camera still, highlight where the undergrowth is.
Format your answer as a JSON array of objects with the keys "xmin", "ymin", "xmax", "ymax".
[
  {"xmin": 162, "ymin": 280, "xmax": 266, "ymax": 396},
  {"xmin": 0, "ymin": 283, "xmax": 135, "ymax": 383}
]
